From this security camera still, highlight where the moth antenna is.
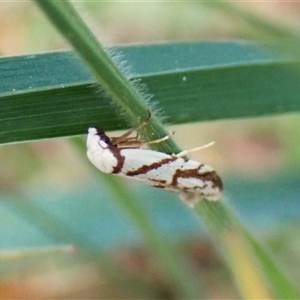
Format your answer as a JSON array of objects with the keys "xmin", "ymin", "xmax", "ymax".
[
  {"xmin": 175, "ymin": 141, "xmax": 215, "ymax": 158},
  {"xmin": 146, "ymin": 135, "xmax": 169, "ymax": 145}
]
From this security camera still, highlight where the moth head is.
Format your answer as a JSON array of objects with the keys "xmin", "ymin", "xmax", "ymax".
[{"xmin": 87, "ymin": 127, "xmax": 112, "ymax": 150}]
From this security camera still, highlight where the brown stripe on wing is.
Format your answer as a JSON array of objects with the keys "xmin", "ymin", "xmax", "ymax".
[
  {"xmin": 126, "ymin": 156, "xmax": 178, "ymax": 176},
  {"xmin": 171, "ymin": 167, "xmax": 223, "ymax": 190}
]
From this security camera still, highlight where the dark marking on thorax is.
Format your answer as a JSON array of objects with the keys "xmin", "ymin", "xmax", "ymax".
[{"xmin": 109, "ymin": 146, "xmax": 125, "ymax": 174}]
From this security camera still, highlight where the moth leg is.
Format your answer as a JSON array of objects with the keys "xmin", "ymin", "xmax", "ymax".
[
  {"xmin": 146, "ymin": 135, "xmax": 169, "ymax": 145},
  {"xmin": 115, "ymin": 134, "xmax": 170, "ymax": 149},
  {"xmin": 175, "ymin": 141, "xmax": 215, "ymax": 158},
  {"xmin": 111, "ymin": 109, "xmax": 152, "ymax": 146},
  {"xmin": 144, "ymin": 129, "xmax": 176, "ymax": 146}
]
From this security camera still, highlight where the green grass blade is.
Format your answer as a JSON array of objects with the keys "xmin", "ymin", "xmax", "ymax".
[
  {"xmin": 32, "ymin": 1, "xmax": 201, "ymax": 297},
  {"xmin": 33, "ymin": 0, "xmax": 179, "ymax": 154},
  {"xmin": 194, "ymin": 200, "xmax": 299, "ymax": 299},
  {"xmin": 1, "ymin": 42, "xmax": 300, "ymax": 144},
  {"xmin": 14, "ymin": 1, "xmax": 299, "ymax": 297}
]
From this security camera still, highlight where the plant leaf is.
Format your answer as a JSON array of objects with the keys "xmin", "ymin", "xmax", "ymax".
[{"xmin": 1, "ymin": 41, "xmax": 299, "ymax": 144}]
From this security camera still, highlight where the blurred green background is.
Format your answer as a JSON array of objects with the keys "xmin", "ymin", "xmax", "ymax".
[{"xmin": 1, "ymin": 2, "xmax": 300, "ymax": 298}]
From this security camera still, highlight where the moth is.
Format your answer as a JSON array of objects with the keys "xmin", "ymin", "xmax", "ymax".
[{"xmin": 86, "ymin": 118, "xmax": 223, "ymax": 205}]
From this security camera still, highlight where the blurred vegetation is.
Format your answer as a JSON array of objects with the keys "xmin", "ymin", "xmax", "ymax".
[{"xmin": 1, "ymin": 2, "xmax": 300, "ymax": 299}]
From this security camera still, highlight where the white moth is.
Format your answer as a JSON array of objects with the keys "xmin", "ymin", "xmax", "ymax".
[{"xmin": 86, "ymin": 123, "xmax": 223, "ymax": 205}]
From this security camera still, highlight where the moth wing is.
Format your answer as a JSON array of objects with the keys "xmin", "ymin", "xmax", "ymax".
[
  {"xmin": 119, "ymin": 148, "xmax": 185, "ymax": 186},
  {"xmin": 120, "ymin": 148, "xmax": 172, "ymax": 173}
]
